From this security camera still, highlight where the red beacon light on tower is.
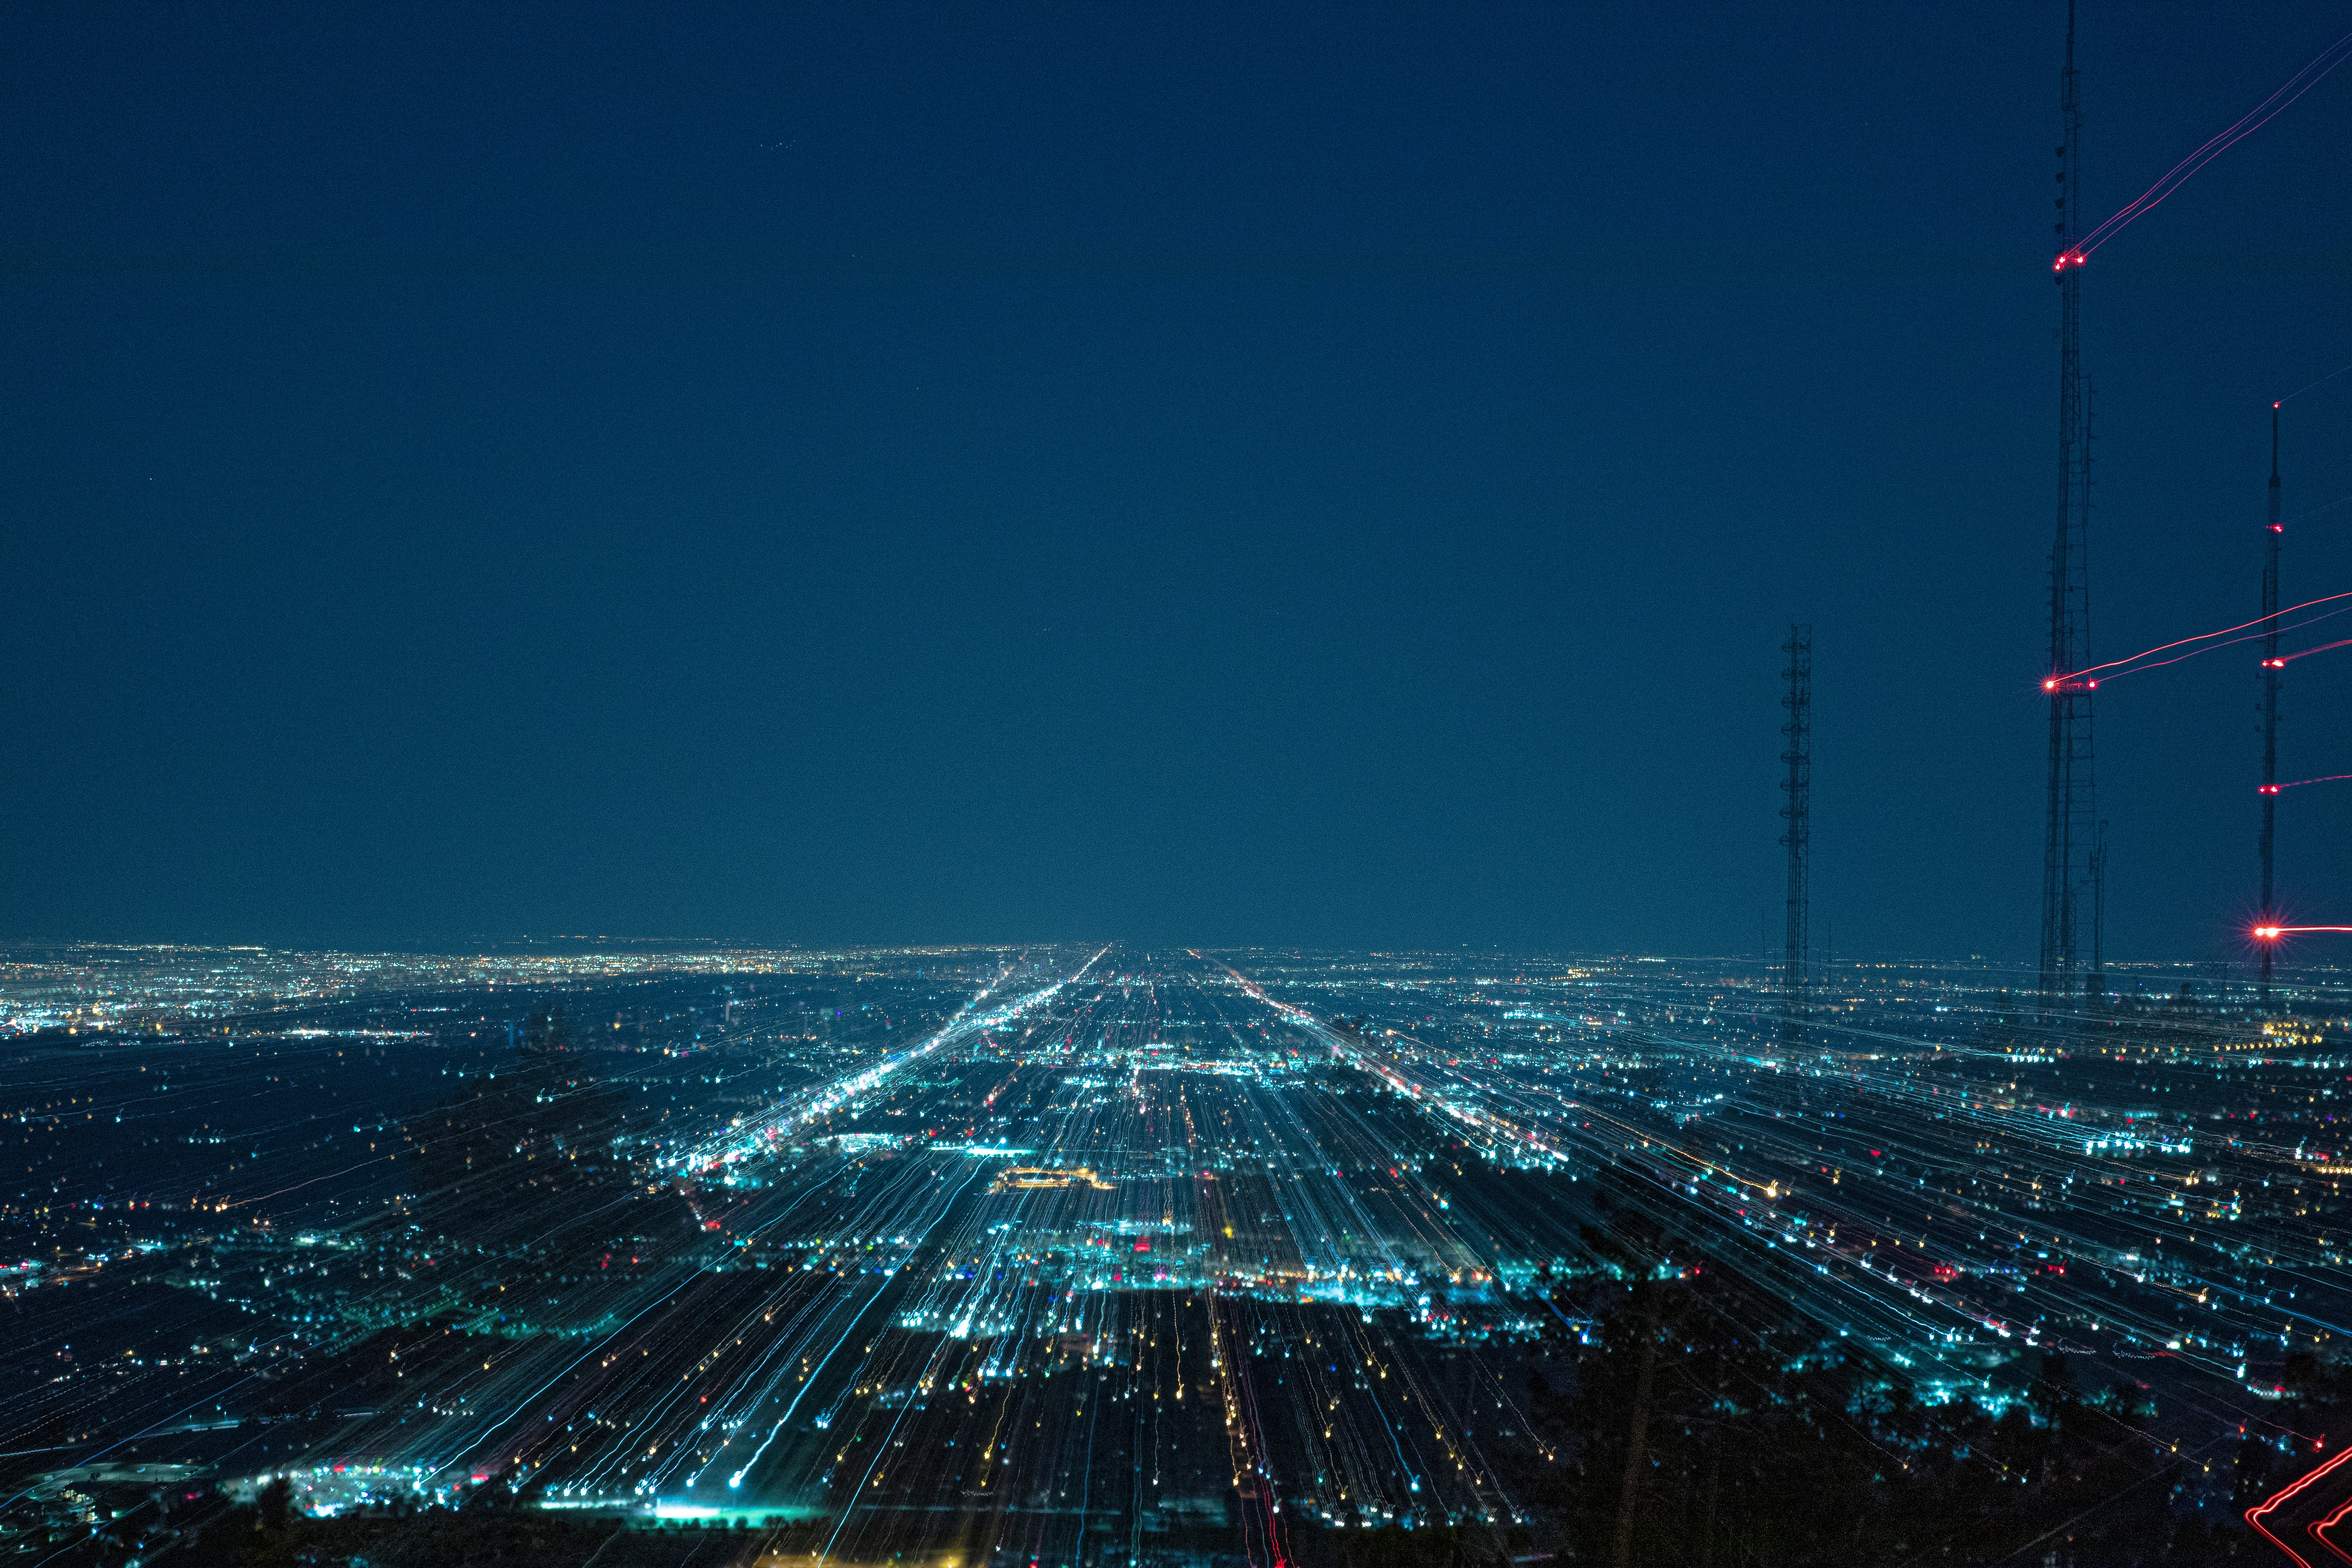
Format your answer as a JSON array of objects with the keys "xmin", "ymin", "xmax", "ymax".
[
  {"xmin": 2254, "ymin": 925, "xmax": 2285, "ymax": 941},
  {"xmin": 2260, "ymin": 783, "xmax": 2281, "ymax": 795}
]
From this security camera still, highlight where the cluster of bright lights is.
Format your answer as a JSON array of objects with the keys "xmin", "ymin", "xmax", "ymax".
[{"xmin": 666, "ymin": 951, "xmax": 1105, "ymax": 1177}]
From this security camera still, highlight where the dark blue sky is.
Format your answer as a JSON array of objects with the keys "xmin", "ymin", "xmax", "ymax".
[{"xmin": 5, "ymin": 3, "xmax": 2351, "ymax": 960}]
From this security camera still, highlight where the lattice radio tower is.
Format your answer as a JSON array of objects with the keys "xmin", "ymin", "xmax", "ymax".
[
  {"xmin": 1780, "ymin": 625, "xmax": 1812, "ymax": 1044},
  {"xmin": 2041, "ymin": 0, "xmax": 2099, "ymax": 1016},
  {"xmin": 2259, "ymin": 405, "xmax": 2282, "ymax": 1007}
]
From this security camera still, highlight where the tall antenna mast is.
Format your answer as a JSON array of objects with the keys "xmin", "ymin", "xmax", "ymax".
[
  {"xmin": 2091, "ymin": 818, "xmax": 2107, "ymax": 1004},
  {"xmin": 2259, "ymin": 404, "xmax": 2283, "ymax": 1008},
  {"xmin": 2041, "ymin": 0, "xmax": 2098, "ymax": 1017},
  {"xmin": 1780, "ymin": 624, "xmax": 1813, "ymax": 1045}
]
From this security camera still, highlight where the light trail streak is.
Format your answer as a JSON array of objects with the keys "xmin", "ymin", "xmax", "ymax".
[
  {"xmin": 666, "ymin": 948, "xmax": 1106, "ymax": 1177},
  {"xmin": 32, "ymin": 945, "xmax": 2352, "ymax": 1553},
  {"xmin": 214, "ymin": 1152, "xmax": 398, "ymax": 1211},
  {"xmin": 1221, "ymin": 958, "xmax": 2106, "ymax": 1366},
  {"xmin": 2050, "ymin": 596, "xmax": 2352, "ymax": 689},
  {"xmin": 2250, "ymin": 1444, "xmax": 2352, "ymax": 1568},
  {"xmin": 2284, "ymin": 636, "xmax": 2352, "ymax": 665},
  {"xmin": 2073, "ymin": 27, "xmax": 2352, "ymax": 260},
  {"xmin": 2281, "ymin": 491, "xmax": 2352, "ymax": 528},
  {"xmin": 2281, "ymin": 356, "xmax": 2352, "ymax": 406},
  {"xmin": 2264, "ymin": 773, "xmax": 2352, "ymax": 795},
  {"xmin": 2311, "ymin": 1492, "xmax": 2352, "ymax": 1568},
  {"xmin": 1238, "ymin": 953, "xmax": 2352, "ymax": 1417}
]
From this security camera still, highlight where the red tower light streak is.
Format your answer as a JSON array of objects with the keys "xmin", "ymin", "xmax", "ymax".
[
  {"xmin": 2250, "ymin": 1443, "xmax": 2352, "ymax": 1568},
  {"xmin": 2050, "ymin": 588, "xmax": 2352, "ymax": 687},
  {"xmin": 2078, "ymin": 28, "xmax": 2352, "ymax": 261},
  {"xmin": 2284, "ymin": 636, "xmax": 2352, "ymax": 665},
  {"xmin": 2266, "ymin": 774, "xmax": 2352, "ymax": 795}
]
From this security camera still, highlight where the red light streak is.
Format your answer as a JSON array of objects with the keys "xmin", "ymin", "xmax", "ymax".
[
  {"xmin": 2049, "ymin": 589, "xmax": 2352, "ymax": 687},
  {"xmin": 2249, "ymin": 1443, "xmax": 2352, "ymax": 1568},
  {"xmin": 2254, "ymin": 926, "xmax": 2352, "ymax": 941},
  {"xmin": 2079, "ymin": 29, "xmax": 2352, "ymax": 261},
  {"xmin": 2285, "ymin": 637, "xmax": 2352, "ymax": 665},
  {"xmin": 2314, "ymin": 1493, "xmax": 2352, "ymax": 1568},
  {"xmin": 2272, "ymin": 774, "xmax": 2352, "ymax": 794}
]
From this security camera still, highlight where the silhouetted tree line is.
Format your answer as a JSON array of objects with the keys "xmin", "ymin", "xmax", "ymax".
[{"xmin": 1505, "ymin": 1200, "xmax": 2253, "ymax": 1567}]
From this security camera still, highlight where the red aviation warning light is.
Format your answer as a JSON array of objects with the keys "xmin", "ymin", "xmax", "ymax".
[
  {"xmin": 2254, "ymin": 924, "xmax": 2352, "ymax": 940},
  {"xmin": 2261, "ymin": 784, "xmax": 2281, "ymax": 795}
]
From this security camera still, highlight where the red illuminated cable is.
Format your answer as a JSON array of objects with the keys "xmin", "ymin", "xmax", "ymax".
[
  {"xmin": 2059, "ymin": 625, "xmax": 2274, "ymax": 686},
  {"xmin": 2249, "ymin": 1444, "xmax": 2352, "ymax": 1568},
  {"xmin": 2266, "ymin": 773, "xmax": 2352, "ymax": 795},
  {"xmin": 2053, "ymin": 590, "xmax": 2352, "ymax": 684},
  {"xmin": 2078, "ymin": 28, "xmax": 2352, "ymax": 259},
  {"xmin": 2313, "ymin": 1492, "xmax": 2352, "ymax": 1568},
  {"xmin": 2052, "ymin": 607, "xmax": 2352, "ymax": 688},
  {"xmin": 2285, "ymin": 636, "xmax": 2352, "ymax": 665}
]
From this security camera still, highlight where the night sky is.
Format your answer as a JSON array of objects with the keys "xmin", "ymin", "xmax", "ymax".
[{"xmin": 5, "ymin": 3, "xmax": 2350, "ymax": 961}]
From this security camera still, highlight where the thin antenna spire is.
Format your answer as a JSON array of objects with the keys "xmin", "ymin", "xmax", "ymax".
[
  {"xmin": 1780, "ymin": 625, "xmax": 1813, "ymax": 1046},
  {"xmin": 2260, "ymin": 403, "xmax": 2283, "ymax": 1008},
  {"xmin": 2040, "ymin": 0, "xmax": 2096, "ymax": 1017},
  {"xmin": 2089, "ymin": 819, "xmax": 2107, "ymax": 1013}
]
